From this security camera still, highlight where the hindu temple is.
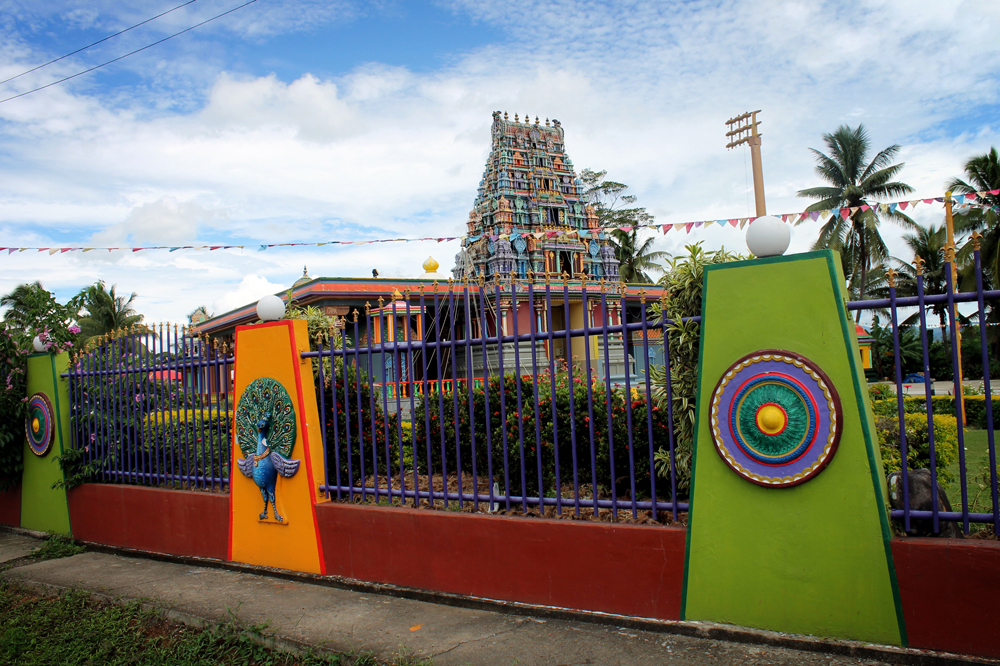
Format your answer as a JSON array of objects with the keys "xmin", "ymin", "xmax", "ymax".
[{"xmin": 194, "ymin": 113, "xmax": 641, "ymax": 398}]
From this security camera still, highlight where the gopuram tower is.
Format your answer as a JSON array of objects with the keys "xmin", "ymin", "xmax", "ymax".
[
  {"xmin": 449, "ymin": 112, "xmax": 628, "ymax": 383},
  {"xmin": 453, "ymin": 111, "xmax": 620, "ymax": 281}
]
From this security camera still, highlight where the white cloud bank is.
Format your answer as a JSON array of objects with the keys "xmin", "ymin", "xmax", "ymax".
[{"xmin": 0, "ymin": 0, "xmax": 998, "ymax": 322}]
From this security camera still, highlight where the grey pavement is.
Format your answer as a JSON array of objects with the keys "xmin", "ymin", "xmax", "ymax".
[
  {"xmin": 0, "ymin": 531, "xmax": 40, "ymax": 563},
  {"xmin": 0, "ymin": 532, "xmax": 968, "ymax": 666}
]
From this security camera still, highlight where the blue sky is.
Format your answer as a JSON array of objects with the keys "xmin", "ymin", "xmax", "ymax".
[{"xmin": 0, "ymin": 0, "xmax": 998, "ymax": 321}]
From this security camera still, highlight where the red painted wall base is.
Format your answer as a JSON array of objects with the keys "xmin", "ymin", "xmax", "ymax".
[
  {"xmin": 0, "ymin": 485, "xmax": 20, "ymax": 527},
  {"xmin": 68, "ymin": 484, "xmax": 228, "ymax": 561},
  {"xmin": 316, "ymin": 503, "xmax": 686, "ymax": 620},
  {"xmin": 892, "ymin": 537, "xmax": 1000, "ymax": 658}
]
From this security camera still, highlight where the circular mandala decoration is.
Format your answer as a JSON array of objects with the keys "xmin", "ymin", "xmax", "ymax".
[
  {"xmin": 235, "ymin": 378, "xmax": 296, "ymax": 460},
  {"xmin": 710, "ymin": 350, "xmax": 842, "ymax": 487},
  {"xmin": 26, "ymin": 393, "xmax": 54, "ymax": 457}
]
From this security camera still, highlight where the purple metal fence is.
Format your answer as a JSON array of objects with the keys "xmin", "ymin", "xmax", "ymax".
[
  {"xmin": 847, "ymin": 243, "xmax": 999, "ymax": 535},
  {"xmin": 306, "ymin": 277, "xmax": 695, "ymax": 522},
  {"xmin": 63, "ymin": 324, "xmax": 234, "ymax": 491},
  {"xmin": 311, "ymin": 249, "xmax": 999, "ymax": 534}
]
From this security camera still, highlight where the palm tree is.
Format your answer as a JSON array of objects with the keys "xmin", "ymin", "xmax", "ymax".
[
  {"xmin": 76, "ymin": 281, "xmax": 144, "ymax": 340},
  {"xmin": 608, "ymin": 228, "xmax": 669, "ymax": 283},
  {"xmin": 948, "ymin": 147, "xmax": 1000, "ymax": 281},
  {"xmin": 948, "ymin": 148, "xmax": 1000, "ymax": 358},
  {"xmin": 796, "ymin": 124, "xmax": 917, "ymax": 309}
]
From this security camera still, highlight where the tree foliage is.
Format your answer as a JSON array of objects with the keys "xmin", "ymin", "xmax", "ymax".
[
  {"xmin": 76, "ymin": 281, "xmax": 144, "ymax": 342},
  {"xmin": 648, "ymin": 244, "xmax": 745, "ymax": 495},
  {"xmin": 580, "ymin": 168, "xmax": 667, "ymax": 283},
  {"xmin": 795, "ymin": 124, "xmax": 916, "ymax": 308}
]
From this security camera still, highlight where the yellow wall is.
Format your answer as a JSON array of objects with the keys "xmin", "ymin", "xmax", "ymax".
[{"xmin": 229, "ymin": 319, "xmax": 326, "ymax": 574}]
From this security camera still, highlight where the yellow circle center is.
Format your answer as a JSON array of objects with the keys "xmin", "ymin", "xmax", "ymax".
[
  {"xmin": 756, "ymin": 404, "xmax": 786, "ymax": 435},
  {"xmin": 31, "ymin": 417, "xmax": 40, "ymax": 433}
]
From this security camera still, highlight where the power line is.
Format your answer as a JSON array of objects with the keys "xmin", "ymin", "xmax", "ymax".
[
  {"xmin": 0, "ymin": 0, "xmax": 259, "ymax": 105},
  {"xmin": 0, "ymin": 0, "xmax": 200, "ymax": 87}
]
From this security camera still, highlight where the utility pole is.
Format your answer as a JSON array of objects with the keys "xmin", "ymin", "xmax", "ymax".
[
  {"xmin": 726, "ymin": 110, "xmax": 766, "ymax": 216},
  {"xmin": 944, "ymin": 191, "xmax": 966, "ymax": 420}
]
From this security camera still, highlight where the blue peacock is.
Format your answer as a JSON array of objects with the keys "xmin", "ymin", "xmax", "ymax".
[{"xmin": 235, "ymin": 378, "xmax": 300, "ymax": 522}]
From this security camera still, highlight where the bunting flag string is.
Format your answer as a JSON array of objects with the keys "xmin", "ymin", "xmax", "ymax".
[{"xmin": 3, "ymin": 190, "xmax": 998, "ymax": 257}]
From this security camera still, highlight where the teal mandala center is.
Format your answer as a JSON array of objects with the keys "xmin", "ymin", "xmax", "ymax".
[
  {"xmin": 735, "ymin": 381, "xmax": 813, "ymax": 461},
  {"xmin": 710, "ymin": 350, "xmax": 842, "ymax": 488}
]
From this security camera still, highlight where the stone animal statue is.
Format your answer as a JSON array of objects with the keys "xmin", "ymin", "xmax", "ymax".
[
  {"xmin": 237, "ymin": 413, "xmax": 300, "ymax": 522},
  {"xmin": 887, "ymin": 469, "xmax": 962, "ymax": 538}
]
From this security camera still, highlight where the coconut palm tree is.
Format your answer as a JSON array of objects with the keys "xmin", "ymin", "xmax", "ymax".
[
  {"xmin": 892, "ymin": 224, "xmax": 951, "ymax": 338},
  {"xmin": 796, "ymin": 124, "xmax": 917, "ymax": 308},
  {"xmin": 608, "ymin": 228, "xmax": 669, "ymax": 283},
  {"xmin": 948, "ymin": 147, "xmax": 1000, "ymax": 281},
  {"xmin": 76, "ymin": 281, "xmax": 144, "ymax": 340}
]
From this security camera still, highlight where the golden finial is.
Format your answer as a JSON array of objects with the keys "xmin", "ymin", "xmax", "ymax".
[
  {"xmin": 365, "ymin": 301, "xmax": 371, "ymax": 315},
  {"xmin": 403, "ymin": 288, "xmax": 411, "ymax": 302},
  {"xmin": 639, "ymin": 288, "xmax": 647, "ymax": 303},
  {"xmin": 432, "ymin": 280, "xmax": 439, "ymax": 292},
  {"xmin": 972, "ymin": 231, "xmax": 983, "ymax": 251},
  {"xmin": 544, "ymin": 272, "xmax": 551, "ymax": 286},
  {"xmin": 944, "ymin": 242, "xmax": 957, "ymax": 263},
  {"xmin": 886, "ymin": 267, "xmax": 897, "ymax": 288},
  {"xmin": 913, "ymin": 255, "xmax": 925, "ymax": 275},
  {"xmin": 352, "ymin": 308, "xmax": 359, "ymax": 323},
  {"xmin": 581, "ymin": 273, "xmax": 589, "ymax": 288},
  {"xmin": 599, "ymin": 277, "xmax": 607, "ymax": 293},
  {"xmin": 222, "ymin": 341, "xmax": 228, "ymax": 354},
  {"xmin": 378, "ymin": 295, "xmax": 385, "ymax": 307},
  {"xmin": 561, "ymin": 270, "xmax": 570, "ymax": 285},
  {"xmin": 418, "ymin": 283, "xmax": 425, "ymax": 293},
  {"xmin": 527, "ymin": 269, "xmax": 534, "ymax": 281}
]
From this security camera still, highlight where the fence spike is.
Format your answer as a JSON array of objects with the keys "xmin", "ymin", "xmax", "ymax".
[
  {"xmin": 561, "ymin": 270, "xmax": 570, "ymax": 285},
  {"xmin": 971, "ymin": 231, "xmax": 983, "ymax": 251},
  {"xmin": 639, "ymin": 288, "xmax": 647, "ymax": 303},
  {"xmin": 913, "ymin": 255, "xmax": 925, "ymax": 275},
  {"xmin": 545, "ymin": 271, "xmax": 552, "ymax": 286},
  {"xmin": 885, "ymin": 267, "xmax": 897, "ymax": 288},
  {"xmin": 599, "ymin": 277, "xmax": 606, "ymax": 293},
  {"xmin": 377, "ymin": 295, "xmax": 385, "ymax": 308},
  {"xmin": 365, "ymin": 301, "xmax": 371, "ymax": 315},
  {"xmin": 352, "ymin": 308, "xmax": 359, "ymax": 323}
]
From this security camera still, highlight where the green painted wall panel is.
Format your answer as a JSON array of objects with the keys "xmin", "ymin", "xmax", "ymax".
[
  {"xmin": 682, "ymin": 251, "xmax": 904, "ymax": 646},
  {"xmin": 20, "ymin": 352, "xmax": 71, "ymax": 535}
]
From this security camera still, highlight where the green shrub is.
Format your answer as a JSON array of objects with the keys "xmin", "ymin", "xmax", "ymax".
[
  {"xmin": 871, "ymin": 394, "xmax": 1000, "ymax": 428},
  {"xmin": 875, "ymin": 413, "xmax": 958, "ymax": 485},
  {"xmin": 411, "ymin": 369, "xmax": 668, "ymax": 501}
]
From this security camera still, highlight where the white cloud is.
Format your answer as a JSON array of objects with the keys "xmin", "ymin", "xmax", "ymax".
[
  {"xmin": 212, "ymin": 273, "xmax": 287, "ymax": 316},
  {"xmin": 0, "ymin": 0, "xmax": 998, "ymax": 322}
]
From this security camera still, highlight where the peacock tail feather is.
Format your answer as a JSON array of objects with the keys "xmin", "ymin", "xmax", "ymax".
[{"xmin": 235, "ymin": 377, "xmax": 297, "ymax": 459}]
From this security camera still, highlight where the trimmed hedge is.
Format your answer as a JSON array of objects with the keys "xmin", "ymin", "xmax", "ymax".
[{"xmin": 871, "ymin": 395, "xmax": 1000, "ymax": 428}]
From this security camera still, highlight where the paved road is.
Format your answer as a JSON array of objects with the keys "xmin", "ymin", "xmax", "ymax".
[{"xmin": 0, "ymin": 532, "xmax": 953, "ymax": 666}]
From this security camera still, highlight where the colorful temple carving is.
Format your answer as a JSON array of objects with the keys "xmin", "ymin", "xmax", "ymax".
[
  {"xmin": 196, "ymin": 113, "xmax": 632, "ymax": 399},
  {"xmin": 453, "ymin": 111, "xmax": 619, "ymax": 281}
]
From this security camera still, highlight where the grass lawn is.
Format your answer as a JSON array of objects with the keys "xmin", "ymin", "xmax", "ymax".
[
  {"xmin": 0, "ymin": 582, "xmax": 428, "ymax": 666},
  {"xmin": 944, "ymin": 428, "xmax": 997, "ymax": 516}
]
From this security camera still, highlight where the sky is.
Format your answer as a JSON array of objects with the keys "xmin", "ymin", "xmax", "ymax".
[{"xmin": 0, "ymin": 0, "xmax": 998, "ymax": 324}]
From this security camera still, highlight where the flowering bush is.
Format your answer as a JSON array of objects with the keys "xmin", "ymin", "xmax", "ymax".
[
  {"xmin": 0, "ymin": 324, "xmax": 28, "ymax": 490},
  {"xmin": 411, "ymin": 367, "xmax": 670, "ymax": 501}
]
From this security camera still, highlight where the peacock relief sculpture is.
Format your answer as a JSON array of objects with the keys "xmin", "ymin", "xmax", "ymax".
[{"xmin": 235, "ymin": 378, "xmax": 300, "ymax": 522}]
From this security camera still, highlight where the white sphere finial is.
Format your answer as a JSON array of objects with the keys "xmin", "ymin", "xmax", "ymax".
[
  {"xmin": 32, "ymin": 335, "xmax": 45, "ymax": 352},
  {"xmin": 746, "ymin": 216, "xmax": 790, "ymax": 257},
  {"xmin": 256, "ymin": 294, "xmax": 285, "ymax": 322}
]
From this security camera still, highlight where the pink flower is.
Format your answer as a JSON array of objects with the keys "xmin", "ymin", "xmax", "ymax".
[{"xmin": 69, "ymin": 325, "xmax": 81, "ymax": 334}]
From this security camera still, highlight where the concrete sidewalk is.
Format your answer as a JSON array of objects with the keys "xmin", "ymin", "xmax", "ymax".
[{"xmin": 0, "ymin": 532, "xmax": 977, "ymax": 666}]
